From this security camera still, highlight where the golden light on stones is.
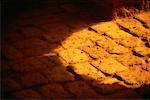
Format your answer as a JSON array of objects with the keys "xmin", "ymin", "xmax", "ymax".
[
  {"xmin": 2, "ymin": 0, "xmax": 150, "ymax": 98},
  {"xmin": 43, "ymin": 17, "xmax": 150, "ymax": 93}
]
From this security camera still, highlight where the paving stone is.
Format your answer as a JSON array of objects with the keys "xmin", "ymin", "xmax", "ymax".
[
  {"xmin": 50, "ymin": 56, "xmax": 67, "ymax": 65},
  {"xmin": 37, "ymin": 56, "xmax": 58, "ymax": 67},
  {"xmin": 146, "ymin": 58, "xmax": 150, "ymax": 71},
  {"xmin": 92, "ymin": 21, "xmax": 145, "ymax": 48},
  {"xmin": 133, "ymin": 46, "xmax": 150, "ymax": 56},
  {"xmin": 145, "ymin": 63, "xmax": 150, "ymax": 72},
  {"xmin": 59, "ymin": 48, "xmax": 90, "ymax": 64},
  {"xmin": 21, "ymin": 72, "xmax": 48, "ymax": 87},
  {"xmin": 147, "ymin": 57, "xmax": 150, "ymax": 63},
  {"xmin": 41, "ymin": 23, "xmax": 70, "ymax": 43},
  {"xmin": 61, "ymin": 35, "xmax": 94, "ymax": 49},
  {"xmin": 43, "ymin": 66, "xmax": 74, "ymax": 82},
  {"xmin": 21, "ymin": 27, "xmax": 43, "ymax": 38},
  {"xmin": 3, "ymin": 3, "xmax": 150, "ymax": 99},
  {"xmin": 115, "ymin": 36, "xmax": 144, "ymax": 48},
  {"xmin": 37, "ymin": 84, "xmax": 72, "ymax": 98},
  {"xmin": 96, "ymin": 36, "xmax": 129, "ymax": 54},
  {"xmin": 11, "ymin": 57, "xmax": 47, "ymax": 73},
  {"xmin": 91, "ymin": 22, "xmax": 119, "ymax": 33},
  {"xmin": 91, "ymin": 77, "xmax": 127, "ymax": 94},
  {"xmin": 2, "ymin": 44, "xmax": 24, "ymax": 60},
  {"xmin": 116, "ymin": 18, "xmax": 150, "ymax": 41},
  {"xmin": 106, "ymin": 89, "xmax": 141, "ymax": 98},
  {"xmin": 111, "ymin": 53, "xmax": 146, "ymax": 67},
  {"xmin": 69, "ymin": 29, "xmax": 102, "ymax": 42},
  {"xmin": 80, "ymin": 45, "xmax": 110, "ymax": 59},
  {"xmin": 116, "ymin": 67, "xmax": 150, "ymax": 87},
  {"xmin": 3, "ymin": 77, "xmax": 22, "ymax": 92},
  {"xmin": 135, "ymin": 12, "xmax": 150, "ymax": 28},
  {"xmin": 64, "ymin": 81, "xmax": 101, "ymax": 98},
  {"xmin": 38, "ymin": 55, "xmax": 68, "ymax": 67},
  {"xmin": 12, "ymin": 89, "xmax": 41, "ymax": 99},
  {"xmin": 65, "ymin": 18, "xmax": 89, "ymax": 33},
  {"xmin": 91, "ymin": 57, "xmax": 128, "ymax": 74},
  {"xmin": 13, "ymin": 38, "xmax": 51, "ymax": 57},
  {"xmin": 71, "ymin": 62, "xmax": 105, "ymax": 80}
]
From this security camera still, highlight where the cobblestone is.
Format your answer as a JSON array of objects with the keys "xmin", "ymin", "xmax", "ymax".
[
  {"xmin": 80, "ymin": 45, "xmax": 110, "ymax": 59},
  {"xmin": 2, "ymin": 44, "xmax": 24, "ymax": 60},
  {"xmin": 59, "ymin": 48, "xmax": 90, "ymax": 64},
  {"xmin": 116, "ymin": 67, "xmax": 150, "ymax": 87},
  {"xmin": 2, "ymin": 1, "xmax": 150, "ymax": 99},
  {"xmin": 11, "ymin": 57, "xmax": 47, "ymax": 73},
  {"xmin": 20, "ymin": 72, "xmax": 48, "ymax": 87},
  {"xmin": 71, "ymin": 62, "xmax": 105, "ymax": 80},
  {"xmin": 64, "ymin": 81, "xmax": 101, "ymax": 98},
  {"xmin": 37, "ymin": 84, "xmax": 72, "ymax": 99},
  {"xmin": 91, "ymin": 21, "xmax": 145, "ymax": 48},
  {"xmin": 13, "ymin": 38, "xmax": 51, "ymax": 57},
  {"xmin": 91, "ymin": 57, "xmax": 128, "ymax": 74},
  {"xmin": 21, "ymin": 26, "xmax": 43, "ymax": 38},
  {"xmin": 116, "ymin": 18, "xmax": 150, "ymax": 43},
  {"xmin": 135, "ymin": 12, "xmax": 150, "ymax": 28},
  {"xmin": 3, "ymin": 77, "xmax": 23, "ymax": 92},
  {"xmin": 12, "ymin": 89, "xmax": 42, "ymax": 99},
  {"xmin": 43, "ymin": 66, "xmax": 75, "ymax": 82},
  {"xmin": 96, "ymin": 36, "xmax": 130, "ymax": 54},
  {"xmin": 110, "ymin": 53, "xmax": 146, "ymax": 67},
  {"xmin": 106, "ymin": 89, "xmax": 141, "ymax": 98}
]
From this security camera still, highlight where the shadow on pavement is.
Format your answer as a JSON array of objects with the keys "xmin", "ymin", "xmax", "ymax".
[{"xmin": 1, "ymin": 0, "xmax": 150, "ymax": 99}]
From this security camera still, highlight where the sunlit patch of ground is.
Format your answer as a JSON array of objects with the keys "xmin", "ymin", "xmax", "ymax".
[{"xmin": 1, "ymin": 1, "xmax": 150, "ymax": 98}]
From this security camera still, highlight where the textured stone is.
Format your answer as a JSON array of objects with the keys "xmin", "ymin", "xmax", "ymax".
[
  {"xmin": 111, "ymin": 53, "xmax": 146, "ymax": 67},
  {"xmin": 116, "ymin": 67, "xmax": 150, "ymax": 87},
  {"xmin": 135, "ymin": 12, "xmax": 150, "ymax": 28},
  {"xmin": 106, "ymin": 89, "xmax": 141, "ymax": 98},
  {"xmin": 96, "ymin": 36, "xmax": 129, "ymax": 54},
  {"xmin": 61, "ymin": 35, "xmax": 94, "ymax": 48},
  {"xmin": 116, "ymin": 18, "xmax": 150, "ymax": 40},
  {"xmin": 43, "ymin": 66, "xmax": 74, "ymax": 82},
  {"xmin": 2, "ymin": 44, "xmax": 24, "ymax": 60},
  {"xmin": 12, "ymin": 89, "xmax": 41, "ymax": 98},
  {"xmin": 41, "ymin": 23, "xmax": 70, "ymax": 43},
  {"xmin": 13, "ymin": 38, "xmax": 51, "ymax": 57},
  {"xmin": 59, "ymin": 48, "xmax": 90, "ymax": 64},
  {"xmin": 38, "ymin": 84, "xmax": 72, "ymax": 98},
  {"xmin": 2, "ymin": 3, "xmax": 150, "ymax": 99},
  {"xmin": 92, "ymin": 21, "xmax": 145, "ymax": 48},
  {"xmin": 133, "ymin": 46, "xmax": 150, "ymax": 56},
  {"xmin": 21, "ymin": 27, "xmax": 42, "ymax": 38},
  {"xmin": 64, "ymin": 81, "xmax": 101, "ymax": 98},
  {"xmin": 91, "ymin": 57, "xmax": 128, "ymax": 74},
  {"xmin": 71, "ymin": 62, "xmax": 105, "ymax": 80},
  {"xmin": 21, "ymin": 72, "xmax": 48, "ymax": 87},
  {"xmin": 3, "ymin": 77, "xmax": 22, "ymax": 92},
  {"xmin": 81, "ymin": 45, "xmax": 110, "ymax": 59},
  {"xmin": 12, "ymin": 57, "xmax": 47, "ymax": 73},
  {"xmin": 92, "ymin": 77, "xmax": 126, "ymax": 95},
  {"xmin": 72, "ymin": 29, "xmax": 103, "ymax": 42}
]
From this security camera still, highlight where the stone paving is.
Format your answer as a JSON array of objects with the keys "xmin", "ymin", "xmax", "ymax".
[{"xmin": 1, "ymin": 1, "xmax": 150, "ymax": 99}]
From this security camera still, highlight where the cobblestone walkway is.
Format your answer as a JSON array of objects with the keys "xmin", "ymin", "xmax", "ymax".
[{"xmin": 2, "ymin": 2, "xmax": 150, "ymax": 99}]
